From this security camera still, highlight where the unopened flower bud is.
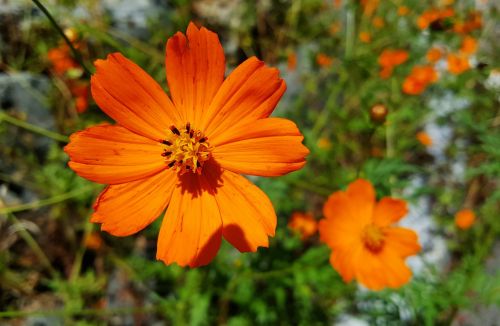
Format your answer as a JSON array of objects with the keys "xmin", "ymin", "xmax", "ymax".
[{"xmin": 370, "ymin": 104, "xmax": 388, "ymax": 123}]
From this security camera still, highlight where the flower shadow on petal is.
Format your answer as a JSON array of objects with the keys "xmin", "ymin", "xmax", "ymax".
[
  {"xmin": 222, "ymin": 223, "xmax": 260, "ymax": 253},
  {"xmin": 177, "ymin": 158, "xmax": 224, "ymax": 198}
]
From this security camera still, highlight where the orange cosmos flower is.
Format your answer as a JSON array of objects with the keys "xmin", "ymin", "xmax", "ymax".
[
  {"xmin": 378, "ymin": 49, "xmax": 409, "ymax": 67},
  {"xmin": 319, "ymin": 179, "xmax": 421, "ymax": 290},
  {"xmin": 372, "ymin": 17, "xmax": 385, "ymax": 29},
  {"xmin": 316, "ymin": 53, "xmax": 333, "ymax": 67},
  {"xmin": 288, "ymin": 212, "xmax": 318, "ymax": 240},
  {"xmin": 329, "ymin": 22, "xmax": 341, "ymax": 35},
  {"xmin": 317, "ymin": 137, "xmax": 332, "ymax": 150},
  {"xmin": 48, "ymin": 45, "xmax": 79, "ymax": 76},
  {"xmin": 397, "ymin": 6, "xmax": 410, "ymax": 16},
  {"xmin": 68, "ymin": 82, "xmax": 90, "ymax": 113},
  {"xmin": 84, "ymin": 231, "xmax": 104, "ymax": 251},
  {"xmin": 460, "ymin": 36, "xmax": 477, "ymax": 55},
  {"xmin": 360, "ymin": 0, "xmax": 380, "ymax": 17},
  {"xmin": 64, "ymin": 23, "xmax": 309, "ymax": 268},
  {"xmin": 359, "ymin": 31, "xmax": 372, "ymax": 43},
  {"xmin": 378, "ymin": 49, "xmax": 409, "ymax": 79},
  {"xmin": 402, "ymin": 66, "xmax": 438, "ymax": 95},
  {"xmin": 287, "ymin": 52, "xmax": 297, "ymax": 71},
  {"xmin": 416, "ymin": 131, "xmax": 432, "ymax": 146},
  {"xmin": 455, "ymin": 209, "xmax": 476, "ymax": 230},
  {"xmin": 447, "ymin": 53, "xmax": 470, "ymax": 74},
  {"xmin": 453, "ymin": 11, "xmax": 482, "ymax": 34},
  {"xmin": 417, "ymin": 8, "xmax": 454, "ymax": 30},
  {"xmin": 426, "ymin": 47, "xmax": 443, "ymax": 63}
]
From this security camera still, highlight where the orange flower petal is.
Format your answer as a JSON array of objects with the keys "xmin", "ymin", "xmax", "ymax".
[
  {"xmin": 64, "ymin": 124, "xmax": 166, "ymax": 184},
  {"xmin": 91, "ymin": 53, "xmax": 180, "ymax": 140},
  {"xmin": 345, "ymin": 179, "xmax": 375, "ymax": 224},
  {"xmin": 91, "ymin": 169, "xmax": 176, "ymax": 236},
  {"xmin": 372, "ymin": 197, "xmax": 408, "ymax": 227},
  {"xmin": 384, "ymin": 227, "xmax": 421, "ymax": 258},
  {"xmin": 215, "ymin": 171, "xmax": 276, "ymax": 252},
  {"xmin": 355, "ymin": 248, "xmax": 412, "ymax": 290},
  {"xmin": 319, "ymin": 207, "xmax": 362, "ymax": 250},
  {"xmin": 329, "ymin": 243, "xmax": 364, "ymax": 283},
  {"xmin": 165, "ymin": 22, "xmax": 225, "ymax": 127},
  {"xmin": 202, "ymin": 57, "xmax": 286, "ymax": 139},
  {"xmin": 156, "ymin": 172, "xmax": 222, "ymax": 267},
  {"xmin": 211, "ymin": 118, "xmax": 308, "ymax": 176}
]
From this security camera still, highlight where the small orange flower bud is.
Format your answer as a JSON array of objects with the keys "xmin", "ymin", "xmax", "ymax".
[
  {"xmin": 455, "ymin": 209, "xmax": 476, "ymax": 230},
  {"xmin": 287, "ymin": 52, "xmax": 297, "ymax": 71},
  {"xmin": 416, "ymin": 131, "xmax": 432, "ymax": 146},
  {"xmin": 359, "ymin": 31, "xmax": 372, "ymax": 43},
  {"xmin": 397, "ymin": 6, "xmax": 409, "ymax": 16},
  {"xmin": 447, "ymin": 53, "xmax": 470, "ymax": 74},
  {"xmin": 372, "ymin": 17, "xmax": 385, "ymax": 29},
  {"xmin": 370, "ymin": 104, "xmax": 388, "ymax": 123},
  {"xmin": 84, "ymin": 232, "xmax": 103, "ymax": 250},
  {"xmin": 460, "ymin": 36, "xmax": 477, "ymax": 55},
  {"xmin": 317, "ymin": 137, "xmax": 332, "ymax": 150},
  {"xmin": 316, "ymin": 53, "xmax": 333, "ymax": 67},
  {"xmin": 426, "ymin": 47, "xmax": 443, "ymax": 63},
  {"xmin": 288, "ymin": 212, "xmax": 318, "ymax": 240}
]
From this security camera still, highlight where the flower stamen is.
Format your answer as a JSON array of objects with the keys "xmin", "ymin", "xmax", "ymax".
[
  {"xmin": 361, "ymin": 224, "xmax": 385, "ymax": 253},
  {"xmin": 161, "ymin": 123, "xmax": 211, "ymax": 175}
]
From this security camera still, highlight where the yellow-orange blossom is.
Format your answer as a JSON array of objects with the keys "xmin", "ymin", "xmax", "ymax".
[
  {"xmin": 64, "ymin": 23, "xmax": 309, "ymax": 267},
  {"xmin": 319, "ymin": 179, "xmax": 421, "ymax": 290}
]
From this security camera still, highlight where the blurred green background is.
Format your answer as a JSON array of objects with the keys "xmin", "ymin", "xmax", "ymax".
[{"xmin": 0, "ymin": 0, "xmax": 499, "ymax": 325}]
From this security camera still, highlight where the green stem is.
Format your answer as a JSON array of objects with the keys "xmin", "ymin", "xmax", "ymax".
[
  {"xmin": 31, "ymin": 0, "xmax": 92, "ymax": 76},
  {"xmin": 4, "ymin": 213, "xmax": 59, "ymax": 278},
  {"xmin": 0, "ymin": 306, "xmax": 160, "ymax": 318},
  {"xmin": 0, "ymin": 111, "xmax": 69, "ymax": 142},
  {"xmin": 286, "ymin": 178, "xmax": 332, "ymax": 196},
  {"xmin": 0, "ymin": 185, "xmax": 96, "ymax": 214}
]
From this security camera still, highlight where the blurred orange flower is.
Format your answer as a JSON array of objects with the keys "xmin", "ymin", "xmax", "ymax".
[
  {"xmin": 447, "ymin": 53, "xmax": 470, "ymax": 74},
  {"xmin": 319, "ymin": 179, "xmax": 421, "ymax": 290},
  {"xmin": 288, "ymin": 212, "xmax": 318, "ymax": 240},
  {"xmin": 317, "ymin": 137, "xmax": 332, "ymax": 149},
  {"xmin": 379, "ymin": 49, "xmax": 409, "ymax": 68},
  {"xmin": 329, "ymin": 22, "xmax": 341, "ymax": 34},
  {"xmin": 416, "ymin": 131, "xmax": 433, "ymax": 146},
  {"xmin": 48, "ymin": 42, "xmax": 90, "ymax": 113},
  {"xmin": 426, "ymin": 47, "xmax": 443, "ymax": 63},
  {"xmin": 372, "ymin": 17, "xmax": 385, "ymax": 29},
  {"xmin": 316, "ymin": 53, "xmax": 333, "ymax": 67},
  {"xmin": 69, "ymin": 82, "xmax": 90, "ymax": 113},
  {"xmin": 417, "ymin": 8, "xmax": 454, "ymax": 30},
  {"xmin": 455, "ymin": 209, "xmax": 476, "ymax": 230},
  {"xmin": 378, "ymin": 49, "xmax": 409, "ymax": 79},
  {"xmin": 403, "ymin": 66, "xmax": 438, "ymax": 95},
  {"xmin": 453, "ymin": 11, "xmax": 482, "ymax": 34},
  {"xmin": 287, "ymin": 52, "xmax": 297, "ymax": 71},
  {"xmin": 360, "ymin": 0, "xmax": 379, "ymax": 17},
  {"xmin": 84, "ymin": 231, "xmax": 103, "ymax": 250},
  {"xmin": 359, "ymin": 31, "xmax": 372, "ymax": 43},
  {"xmin": 460, "ymin": 36, "xmax": 478, "ymax": 55},
  {"xmin": 64, "ymin": 22, "xmax": 309, "ymax": 267},
  {"xmin": 48, "ymin": 45, "xmax": 78, "ymax": 76},
  {"xmin": 397, "ymin": 6, "xmax": 410, "ymax": 16}
]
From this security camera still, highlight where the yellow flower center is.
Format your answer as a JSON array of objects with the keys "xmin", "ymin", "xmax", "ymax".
[
  {"xmin": 161, "ymin": 123, "xmax": 211, "ymax": 175},
  {"xmin": 361, "ymin": 224, "xmax": 385, "ymax": 253}
]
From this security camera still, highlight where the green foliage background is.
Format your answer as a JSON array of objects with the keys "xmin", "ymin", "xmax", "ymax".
[{"xmin": 0, "ymin": 0, "xmax": 499, "ymax": 325}]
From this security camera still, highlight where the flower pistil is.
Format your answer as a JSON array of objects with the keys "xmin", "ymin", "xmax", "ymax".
[
  {"xmin": 361, "ymin": 224, "xmax": 385, "ymax": 252},
  {"xmin": 161, "ymin": 122, "xmax": 211, "ymax": 175}
]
